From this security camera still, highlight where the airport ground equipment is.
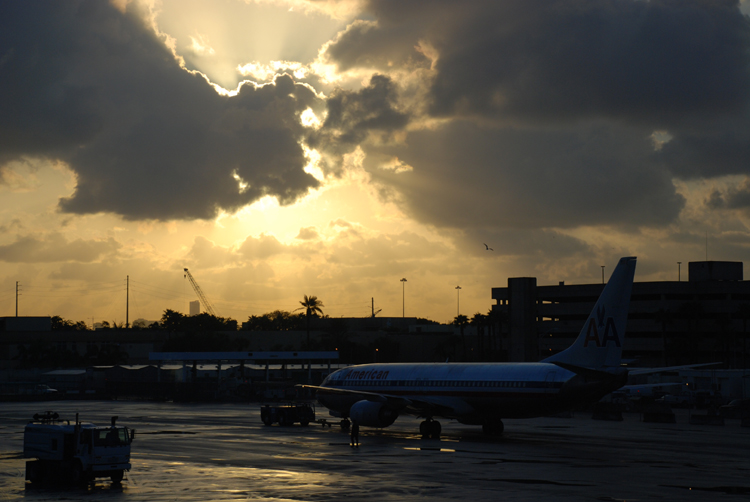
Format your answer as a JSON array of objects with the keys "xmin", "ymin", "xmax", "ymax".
[
  {"xmin": 23, "ymin": 411, "xmax": 134, "ymax": 485},
  {"xmin": 260, "ymin": 403, "xmax": 315, "ymax": 426}
]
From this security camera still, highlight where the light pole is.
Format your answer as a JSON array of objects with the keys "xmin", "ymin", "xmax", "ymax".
[
  {"xmin": 455, "ymin": 285, "xmax": 461, "ymax": 317},
  {"xmin": 601, "ymin": 265, "xmax": 605, "ymax": 284},
  {"xmin": 400, "ymin": 278, "xmax": 407, "ymax": 317},
  {"xmin": 677, "ymin": 262, "xmax": 682, "ymax": 282}
]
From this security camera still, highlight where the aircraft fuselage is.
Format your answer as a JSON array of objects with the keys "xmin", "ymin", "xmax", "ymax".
[{"xmin": 318, "ymin": 362, "xmax": 625, "ymax": 423}]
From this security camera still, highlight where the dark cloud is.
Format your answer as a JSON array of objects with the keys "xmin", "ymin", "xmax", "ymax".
[
  {"xmin": 322, "ymin": 19, "xmax": 431, "ymax": 73},
  {"xmin": 705, "ymin": 178, "xmax": 750, "ymax": 211},
  {"xmin": 659, "ymin": 120, "xmax": 750, "ymax": 179},
  {"xmin": 314, "ymin": 0, "xmax": 750, "ymax": 233},
  {"xmin": 458, "ymin": 226, "xmax": 591, "ymax": 260},
  {"xmin": 436, "ymin": 0, "xmax": 749, "ymax": 124},
  {"xmin": 0, "ymin": 1, "xmax": 321, "ymax": 221},
  {"xmin": 0, "ymin": 233, "xmax": 120, "ymax": 263},
  {"xmin": 306, "ymin": 73, "xmax": 409, "ymax": 173},
  {"xmin": 366, "ymin": 120, "xmax": 684, "ymax": 230},
  {"xmin": 339, "ymin": 0, "xmax": 750, "ymax": 125},
  {"xmin": 323, "ymin": 74, "xmax": 408, "ymax": 140}
]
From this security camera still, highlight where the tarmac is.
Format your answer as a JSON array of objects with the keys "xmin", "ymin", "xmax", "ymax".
[{"xmin": 1, "ymin": 400, "xmax": 749, "ymax": 501}]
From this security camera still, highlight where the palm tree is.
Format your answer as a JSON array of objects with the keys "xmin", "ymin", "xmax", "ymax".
[
  {"xmin": 470, "ymin": 312, "xmax": 486, "ymax": 360},
  {"xmin": 453, "ymin": 314, "xmax": 469, "ymax": 360},
  {"xmin": 299, "ymin": 295, "xmax": 324, "ymax": 347}
]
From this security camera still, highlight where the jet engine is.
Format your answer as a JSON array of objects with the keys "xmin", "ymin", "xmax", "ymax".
[{"xmin": 349, "ymin": 400, "xmax": 398, "ymax": 428}]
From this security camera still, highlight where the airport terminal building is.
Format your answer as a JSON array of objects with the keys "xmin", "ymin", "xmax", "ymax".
[{"xmin": 492, "ymin": 261, "xmax": 750, "ymax": 368}]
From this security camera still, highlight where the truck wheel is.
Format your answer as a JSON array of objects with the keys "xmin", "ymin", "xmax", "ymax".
[
  {"xmin": 262, "ymin": 413, "xmax": 273, "ymax": 426},
  {"xmin": 300, "ymin": 418, "xmax": 309, "ymax": 426},
  {"xmin": 26, "ymin": 460, "xmax": 44, "ymax": 484},
  {"xmin": 111, "ymin": 470, "xmax": 124, "ymax": 484},
  {"xmin": 71, "ymin": 461, "xmax": 86, "ymax": 485}
]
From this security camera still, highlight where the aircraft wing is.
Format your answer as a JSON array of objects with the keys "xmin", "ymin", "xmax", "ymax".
[
  {"xmin": 297, "ymin": 384, "xmax": 457, "ymax": 417},
  {"xmin": 626, "ymin": 362, "xmax": 721, "ymax": 376},
  {"xmin": 297, "ymin": 384, "xmax": 412, "ymax": 409},
  {"xmin": 618, "ymin": 382, "xmax": 684, "ymax": 391}
]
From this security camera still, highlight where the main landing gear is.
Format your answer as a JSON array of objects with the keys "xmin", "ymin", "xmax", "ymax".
[
  {"xmin": 419, "ymin": 419, "xmax": 441, "ymax": 439},
  {"xmin": 482, "ymin": 420, "xmax": 504, "ymax": 436}
]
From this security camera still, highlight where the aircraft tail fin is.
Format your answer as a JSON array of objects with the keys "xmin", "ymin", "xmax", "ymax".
[{"xmin": 542, "ymin": 257, "xmax": 636, "ymax": 370}]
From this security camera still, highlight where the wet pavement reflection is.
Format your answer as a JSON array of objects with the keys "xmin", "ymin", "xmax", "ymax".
[{"xmin": 1, "ymin": 401, "xmax": 749, "ymax": 501}]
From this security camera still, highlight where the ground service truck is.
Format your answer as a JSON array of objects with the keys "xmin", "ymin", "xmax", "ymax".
[{"xmin": 24, "ymin": 412, "xmax": 134, "ymax": 485}]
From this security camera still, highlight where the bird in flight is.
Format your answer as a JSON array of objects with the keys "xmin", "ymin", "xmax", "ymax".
[{"xmin": 483, "ymin": 243, "xmax": 493, "ymax": 251}]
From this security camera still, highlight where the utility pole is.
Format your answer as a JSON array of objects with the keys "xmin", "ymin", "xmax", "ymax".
[
  {"xmin": 400, "ymin": 278, "xmax": 407, "ymax": 318},
  {"xmin": 126, "ymin": 276, "xmax": 129, "ymax": 328},
  {"xmin": 601, "ymin": 266, "xmax": 605, "ymax": 284},
  {"xmin": 677, "ymin": 262, "xmax": 682, "ymax": 282},
  {"xmin": 370, "ymin": 298, "xmax": 381, "ymax": 318},
  {"xmin": 455, "ymin": 285, "xmax": 461, "ymax": 317},
  {"xmin": 15, "ymin": 281, "xmax": 19, "ymax": 317}
]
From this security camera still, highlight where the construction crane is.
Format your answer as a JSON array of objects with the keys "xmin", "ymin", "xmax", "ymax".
[{"xmin": 183, "ymin": 268, "xmax": 218, "ymax": 317}]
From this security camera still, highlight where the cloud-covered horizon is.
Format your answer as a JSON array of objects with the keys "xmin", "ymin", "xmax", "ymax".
[
  {"xmin": 1, "ymin": 1, "xmax": 322, "ymax": 221},
  {"xmin": 3, "ymin": 0, "xmax": 750, "ymax": 229},
  {"xmin": 3, "ymin": 0, "xmax": 750, "ymax": 323}
]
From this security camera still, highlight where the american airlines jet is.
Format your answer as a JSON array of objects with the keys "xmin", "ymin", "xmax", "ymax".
[{"xmin": 302, "ymin": 257, "xmax": 637, "ymax": 437}]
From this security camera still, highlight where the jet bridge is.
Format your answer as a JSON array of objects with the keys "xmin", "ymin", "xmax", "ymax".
[{"xmin": 149, "ymin": 351, "xmax": 340, "ymax": 384}]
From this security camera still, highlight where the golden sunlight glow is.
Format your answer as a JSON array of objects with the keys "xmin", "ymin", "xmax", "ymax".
[
  {"xmin": 300, "ymin": 108, "xmax": 321, "ymax": 128},
  {"xmin": 237, "ymin": 61, "xmax": 309, "ymax": 82},
  {"xmin": 0, "ymin": 158, "xmax": 41, "ymax": 192},
  {"xmin": 188, "ymin": 34, "xmax": 216, "ymax": 56},
  {"xmin": 246, "ymin": 0, "xmax": 365, "ymax": 21},
  {"xmin": 232, "ymin": 170, "xmax": 250, "ymax": 193},
  {"xmin": 248, "ymin": 194, "xmax": 280, "ymax": 213},
  {"xmin": 379, "ymin": 157, "xmax": 413, "ymax": 174},
  {"xmin": 302, "ymin": 145, "xmax": 325, "ymax": 181}
]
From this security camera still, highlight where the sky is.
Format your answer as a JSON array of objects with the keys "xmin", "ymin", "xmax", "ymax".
[{"xmin": 2, "ymin": 0, "xmax": 750, "ymax": 326}]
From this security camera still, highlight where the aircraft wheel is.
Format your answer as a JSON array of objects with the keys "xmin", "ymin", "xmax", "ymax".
[
  {"xmin": 430, "ymin": 420, "xmax": 441, "ymax": 439},
  {"xmin": 419, "ymin": 420, "xmax": 429, "ymax": 438}
]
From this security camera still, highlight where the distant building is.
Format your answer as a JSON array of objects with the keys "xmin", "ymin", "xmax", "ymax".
[
  {"xmin": 492, "ymin": 261, "xmax": 749, "ymax": 367},
  {"xmin": 189, "ymin": 301, "xmax": 200, "ymax": 316},
  {"xmin": 0, "ymin": 317, "xmax": 51, "ymax": 331}
]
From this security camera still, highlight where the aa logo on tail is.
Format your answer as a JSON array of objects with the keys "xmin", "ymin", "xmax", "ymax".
[{"xmin": 583, "ymin": 317, "xmax": 621, "ymax": 347}]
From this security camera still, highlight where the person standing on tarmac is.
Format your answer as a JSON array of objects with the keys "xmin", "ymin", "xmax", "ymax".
[{"xmin": 350, "ymin": 420, "xmax": 359, "ymax": 448}]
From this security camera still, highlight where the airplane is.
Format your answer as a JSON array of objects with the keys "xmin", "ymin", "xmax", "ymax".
[{"xmin": 301, "ymin": 257, "xmax": 637, "ymax": 438}]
